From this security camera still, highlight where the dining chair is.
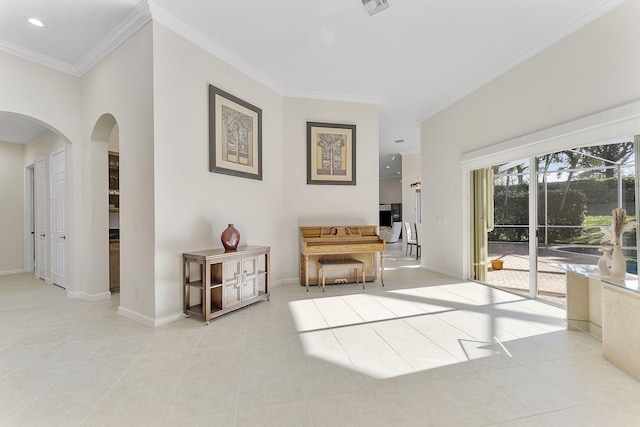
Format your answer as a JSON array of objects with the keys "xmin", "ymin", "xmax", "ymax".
[{"xmin": 404, "ymin": 222, "xmax": 418, "ymax": 257}]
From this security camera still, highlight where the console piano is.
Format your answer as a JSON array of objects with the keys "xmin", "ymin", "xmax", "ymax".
[{"xmin": 299, "ymin": 225, "xmax": 386, "ymax": 288}]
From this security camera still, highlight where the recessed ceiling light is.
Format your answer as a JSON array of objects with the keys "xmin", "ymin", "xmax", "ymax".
[
  {"xmin": 386, "ymin": 166, "xmax": 390, "ymax": 169},
  {"xmin": 27, "ymin": 17, "xmax": 46, "ymax": 28}
]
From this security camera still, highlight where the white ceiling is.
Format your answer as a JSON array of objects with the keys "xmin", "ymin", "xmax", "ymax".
[
  {"xmin": 0, "ymin": 0, "xmax": 626, "ymax": 176},
  {"xmin": 0, "ymin": 113, "xmax": 48, "ymax": 144}
]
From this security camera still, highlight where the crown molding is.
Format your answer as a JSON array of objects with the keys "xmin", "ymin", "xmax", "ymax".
[
  {"xmin": 148, "ymin": 1, "xmax": 382, "ymax": 105},
  {"xmin": 0, "ymin": 1, "xmax": 151, "ymax": 77},
  {"xmin": 149, "ymin": 1, "xmax": 285, "ymax": 95},
  {"xmin": 75, "ymin": 1, "xmax": 152, "ymax": 75},
  {"xmin": 0, "ymin": 39, "xmax": 79, "ymax": 76},
  {"xmin": 418, "ymin": 0, "xmax": 628, "ymax": 122}
]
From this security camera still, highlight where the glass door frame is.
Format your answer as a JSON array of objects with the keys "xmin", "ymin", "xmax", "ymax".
[{"xmin": 529, "ymin": 156, "xmax": 538, "ymax": 299}]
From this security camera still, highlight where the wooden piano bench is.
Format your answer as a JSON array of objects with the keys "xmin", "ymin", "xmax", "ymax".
[{"xmin": 315, "ymin": 260, "xmax": 365, "ymax": 292}]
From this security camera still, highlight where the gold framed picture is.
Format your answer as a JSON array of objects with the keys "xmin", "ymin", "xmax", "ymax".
[
  {"xmin": 209, "ymin": 85, "xmax": 262, "ymax": 180},
  {"xmin": 307, "ymin": 122, "xmax": 356, "ymax": 185}
]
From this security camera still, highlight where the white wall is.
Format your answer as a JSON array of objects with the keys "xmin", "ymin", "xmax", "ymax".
[
  {"xmin": 24, "ymin": 130, "xmax": 66, "ymax": 164},
  {"xmin": 282, "ymin": 97, "xmax": 379, "ymax": 282},
  {"xmin": 0, "ymin": 54, "xmax": 81, "ymax": 142},
  {"xmin": 108, "ymin": 123, "xmax": 120, "ymax": 152},
  {"xmin": 0, "ymin": 141, "xmax": 25, "ymax": 273},
  {"xmin": 379, "ymin": 178, "xmax": 401, "ymax": 204},
  {"xmin": 151, "ymin": 23, "xmax": 285, "ymax": 321},
  {"xmin": 401, "ymin": 153, "xmax": 421, "ymax": 225},
  {"xmin": 420, "ymin": 0, "xmax": 640, "ymax": 278},
  {"xmin": 81, "ymin": 23, "xmax": 155, "ymax": 312},
  {"xmin": 0, "ymin": 52, "xmax": 81, "ymax": 288}
]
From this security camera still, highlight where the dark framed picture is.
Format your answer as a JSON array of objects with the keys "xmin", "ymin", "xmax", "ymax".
[
  {"xmin": 209, "ymin": 84, "xmax": 262, "ymax": 180},
  {"xmin": 307, "ymin": 122, "xmax": 356, "ymax": 185}
]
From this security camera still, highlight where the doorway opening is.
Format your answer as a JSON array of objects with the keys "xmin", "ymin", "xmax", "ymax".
[
  {"xmin": 0, "ymin": 112, "xmax": 72, "ymax": 288},
  {"xmin": 91, "ymin": 114, "xmax": 120, "ymax": 295}
]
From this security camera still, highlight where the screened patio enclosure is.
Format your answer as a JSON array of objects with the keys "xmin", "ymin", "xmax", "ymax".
[{"xmin": 471, "ymin": 137, "xmax": 639, "ymax": 306}]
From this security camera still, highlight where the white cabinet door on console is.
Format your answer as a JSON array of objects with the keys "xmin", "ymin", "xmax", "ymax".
[
  {"xmin": 241, "ymin": 257, "xmax": 259, "ymax": 300},
  {"xmin": 223, "ymin": 257, "xmax": 258, "ymax": 308}
]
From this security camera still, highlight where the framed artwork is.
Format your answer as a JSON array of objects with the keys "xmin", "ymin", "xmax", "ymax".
[
  {"xmin": 209, "ymin": 84, "xmax": 262, "ymax": 180},
  {"xmin": 307, "ymin": 122, "xmax": 356, "ymax": 185}
]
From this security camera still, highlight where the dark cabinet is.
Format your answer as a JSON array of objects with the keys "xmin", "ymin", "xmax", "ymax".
[{"xmin": 108, "ymin": 152, "xmax": 119, "ymax": 211}]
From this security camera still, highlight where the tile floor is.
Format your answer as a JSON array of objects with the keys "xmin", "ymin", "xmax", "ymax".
[{"xmin": 1, "ymin": 243, "xmax": 639, "ymax": 426}]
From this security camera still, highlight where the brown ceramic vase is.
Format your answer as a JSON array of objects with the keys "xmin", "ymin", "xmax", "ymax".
[{"xmin": 221, "ymin": 224, "xmax": 240, "ymax": 251}]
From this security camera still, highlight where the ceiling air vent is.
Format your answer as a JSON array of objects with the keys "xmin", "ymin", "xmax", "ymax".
[{"xmin": 362, "ymin": 0, "xmax": 389, "ymax": 16}]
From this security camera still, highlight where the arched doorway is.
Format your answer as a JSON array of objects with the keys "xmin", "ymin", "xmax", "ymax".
[
  {"xmin": 0, "ymin": 112, "xmax": 72, "ymax": 288},
  {"xmin": 90, "ymin": 113, "xmax": 120, "ymax": 296}
]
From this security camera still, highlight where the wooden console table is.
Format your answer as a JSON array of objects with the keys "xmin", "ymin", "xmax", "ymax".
[
  {"xmin": 553, "ymin": 263, "xmax": 640, "ymax": 381},
  {"xmin": 183, "ymin": 245, "xmax": 270, "ymax": 325}
]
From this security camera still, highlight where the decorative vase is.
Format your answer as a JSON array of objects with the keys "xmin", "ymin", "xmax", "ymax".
[
  {"xmin": 221, "ymin": 224, "xmax": 240, "ymax": 252},
  {"xmin": 609, "ymin": 243, "xmax": 626, "ymax": 279},
  {"xmin": 597, "ymin": 248, "xmax": 611, "ymax": 277}
]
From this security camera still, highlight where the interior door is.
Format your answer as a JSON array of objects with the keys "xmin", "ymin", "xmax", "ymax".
[
  {"xmin": 50, "ymin": 147, "xmax": 67, "ymax": 288},
  {"xmin": 24, "ymin": 165, "xmax": 35, "ymax": 273},
  {"xmin": 35, "ymin": 157, "xmax": 46, "ymax": 280}
]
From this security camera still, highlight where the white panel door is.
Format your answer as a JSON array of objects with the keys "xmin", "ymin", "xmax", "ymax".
[
  {"xmin": 35, "ymin": 157, "xmax": 46, "ymax": 280},
  {"xmin": 50, "ymin": 148, "xmax": 67, "ymax": 288},
  {"xmin": 24, "ymin": 165, "xmax": 35, "ymax": 273}
]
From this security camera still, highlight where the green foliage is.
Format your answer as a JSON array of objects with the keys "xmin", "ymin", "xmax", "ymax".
[
  {"xmin": 557, "ymin": 177, "xmax": 635, "ymax": 216},
  {"xmin": 489, "ymin": 184, "xmax": 587, "ymax": 243},
  {"xmin": 489, "ymin": 183, "xmax": 528, "ymax": 242},
  {"xmin": 537, "ymin": 189, "xmax": 587, "ymax": 243},
  {"xmin": 489, "ymin": 177, "xmax": 637, "ymax": 244},
  {"xmin": 583, "ymin": 215, "xmax": 615, "ymax": 226}
]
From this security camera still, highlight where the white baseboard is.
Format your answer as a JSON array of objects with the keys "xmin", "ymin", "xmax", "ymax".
[
  {"xmin": 118, "ymin": 306, "xmax": 156, "ymax": 327},
  {"xmin": 270, "ymin": 278, "xmax": 287, "ymax": 287},
  {"xmin": 67, "ymin": 290, "xmax": 112, "ymax": 301},
  {"xmin": 117, "ymin": 306, "xmax": 185, "ymax": 328},
  {"xmin": 154, "ymin": 312, "xmax": 187, "ymax": 327},
  {"xmin": 422, "ymin": 265, "xmax": 464, "ymax": 280},
  {"xmin": 283, "ymin": 277, "xmax": 301, "ymax": 285},
  {"xmin": 0, "ymin": 269, "xmax": 25, "ymax": 276}
]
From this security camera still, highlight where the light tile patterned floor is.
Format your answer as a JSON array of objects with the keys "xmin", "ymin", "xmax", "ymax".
[{"xmin": 1, "ymin": 244, "xmax": 639, "ymax": 426}]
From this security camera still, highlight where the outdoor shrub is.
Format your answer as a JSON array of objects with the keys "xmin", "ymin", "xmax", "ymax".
[
  {"xmin": 538, "ymin": 190, "xmax": 587, "ymax": 243},
  {"xmin": 489, "ymin": 184, "xmax": 529, "ymax": 241},
  {"xmin": 489, "ymin": 184, "xmax": 587, "ymax": 243}
]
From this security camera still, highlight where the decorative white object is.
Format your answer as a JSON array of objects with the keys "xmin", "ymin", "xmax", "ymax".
[
  {"xmin": 600, "ymin": 208, "xmax": 636, "ymax": 280},
  {"xmin": 597, "ymin": 247, "xmax": 612, "ymax": 277},
  {"xmin": 610, "ymin": 244, "xmax": 627, "ymax": 279}
]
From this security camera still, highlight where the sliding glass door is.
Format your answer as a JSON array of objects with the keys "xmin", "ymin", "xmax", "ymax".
[
  {"xmin": 473, "ymin": 159, "xmax": 533, "ymax": 297},
  {"xmin": 471, "ymin": 137, "xmax": 637, "ymax": 306}
]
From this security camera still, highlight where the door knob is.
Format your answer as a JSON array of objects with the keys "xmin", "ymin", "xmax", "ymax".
[
  {"xmin": 40, "ymin": 234, "xmax": 45, "ymax": 237},
  {"xmin": 61, "ymin": 236, "xmax": 66, "ymax": 240}
]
